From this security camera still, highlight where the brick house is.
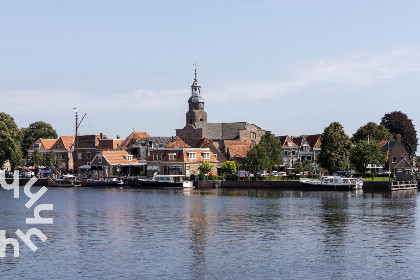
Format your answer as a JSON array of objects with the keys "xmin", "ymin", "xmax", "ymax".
[
  {"xmin": 127, "ymin": 136, "xmax": 172, "ymax": 160},
  {"xmin": 146, "ymin": 136, "xmax": 219, "ymax": 177},
  {"xmin": 28, "ymin": 136, "xmax": 75, "ymax": 172},
  {"xmin": 90, "ymin": 150, "xmax": 144, "ymax": 177},
  {"xmin": 381, "ymin": 134, "xmax": 409, "ymax": 173}
]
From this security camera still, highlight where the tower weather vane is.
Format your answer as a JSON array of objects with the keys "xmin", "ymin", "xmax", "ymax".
[{"xmin": 193, "ymin": 61, "xmax": 199, "ymax": 81}]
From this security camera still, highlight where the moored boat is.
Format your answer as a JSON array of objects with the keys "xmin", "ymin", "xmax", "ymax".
[
  {"xmin": 139, "ymin": 175, "xmax": 193, "ymax": 189},
  {"xmin": 48, "ymin": 175, "xmax": 81, "ymax": 187},
  {"xmin": 300, "ymin": 175, "xmax": 362, "ymax": 191},
  {"xmin": 81, "ymin": 177, "xmax": 125, "ymax": 187}
]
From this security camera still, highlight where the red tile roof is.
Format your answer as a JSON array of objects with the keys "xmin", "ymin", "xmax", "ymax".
[
  {"xmin": 120, "ymin": 132, "xmax": 149, "ymax": 148},
  {"xmin": 224, "ymin": 140, "xmax": 253, "ymax": 158},
  {"xmin": 165, "ymin": 136, "xmax": 191, "ymax": 148},
  {"xmin": 100, "ymin": 150, "xmax": 140, "ymax": 165},
  {"xmin": 60, "ymin": 136, "xmax": 75, "ymax": 151},
  {"xmin": 195, "ymin": 138, "xmax": 212, "ymax": 148},
  {"xmin": 36, "ymin": 139, "xmax": 57, "ymax": 150}
]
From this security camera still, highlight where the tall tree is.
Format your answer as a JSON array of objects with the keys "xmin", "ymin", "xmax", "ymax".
[
  {"xmin": 245, "ymin": 144, "xmax": 269, "ymax": 177},
  {"xmin": 381, "ymin": 111, "xmax": 418, "ymax": 158},
  {"xmin": 350, "ymin": 140, "xmax": 385, "ymax": 174},
  {"xmin": 352, "ymin": 122, "xmax": 391, "ymax": 143},
  {"xmin": 318, "ymin": 122, "xmax": 351, "ymax": 174},
  {"xmin": 0, "ymin": 112, "xmax": 23, "ymax": 168},
  {"xmin": 258, "ymin": 132, "xmax": 282, "ymax": 173},
  {"xmin": 30, "ymin": 148, "xmax": 42, "ymax": 168},
  {"xmin": 21, "ymin": 121, "xmax": 58, "ymax": 158},
  {"xmin": 198, "ymin": 162, "xmax": 213, "ymax": 175},
  {"xmin": 43, "ymin": 150, "xmax": 58, "ymax": 170}
]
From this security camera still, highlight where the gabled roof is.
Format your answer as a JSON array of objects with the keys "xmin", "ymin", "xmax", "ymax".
[
  {"xmin": 99, "ymin": 150, "xmax": 140, "ymax": 165},
  {"xmin": 394, "ymin": 158, "xmax": 413, "ymax": 169},
  {"xmin": 147, "ymin": 148, "xmax": 218, "ymax": 163},
  {"xmin": 60, "ymin": 136, "xmax": 75, "ymax": 151},
  {"xmin": 36, "ymin": 139, "xmax": 57, "ymax": 150},
  {"xmin": 381, "ymin": 140, "xmax": 396, "ymax": 152},
  {"xmin": 306, "ymin": 134, "xmax": 322, "ymax": 149},
  {"xmin": 120, "ymin": 131, "xmax": 150, "ymax": 148},
  {"xmin": 165, "ymin": 136, "xmax": 191, "ymax": 148},
  {"xmin": 277, "ymin": 135, "xmax": 298, "ymax": 147}
]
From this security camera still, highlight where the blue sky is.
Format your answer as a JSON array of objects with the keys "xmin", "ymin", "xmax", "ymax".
[{"xmin": 1, "ymin": 0, "xmax": 420, "ymax": 149}]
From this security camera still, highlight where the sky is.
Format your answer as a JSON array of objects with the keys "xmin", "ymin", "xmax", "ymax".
[{"xmin": 1, "ymin": 0, "xmax": 420, "ymax": 149}]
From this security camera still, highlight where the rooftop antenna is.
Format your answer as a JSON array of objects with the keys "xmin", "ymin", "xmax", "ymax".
[{"xmin": 193, "ymin": 60, "xmax": 199, "ymax": 81}]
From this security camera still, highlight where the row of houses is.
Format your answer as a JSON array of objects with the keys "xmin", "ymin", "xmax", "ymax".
[{"xmin": 24, "ymin": 69, "xmax": 412, "ymax": 177}]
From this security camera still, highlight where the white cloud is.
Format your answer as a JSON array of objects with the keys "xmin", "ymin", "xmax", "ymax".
[{"xmin": 206, "ymin": 46, "xmax": 420, "ymax": 102}]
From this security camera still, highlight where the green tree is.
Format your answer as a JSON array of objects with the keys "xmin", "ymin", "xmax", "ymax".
[
  {"xmin": 352, "ymin": 122, "xmax": 391, "ymax": 143},
  {"xmin": 245, "ymin": 144, "xmax": 269, "ymax": 177},
  {"xmin": 220, "ymin": 161, "xmax": 237, "ymax": 175},
  {"xmin": 294, "ymin": 161, "xmax": 304, "ymax": 174},
  {"xmin": 258, "ymin": 132, "xmax": 282, "ymax": 173},
  {"xmin": 381, "ymin": 111, "xmax": 418, "ymax": 158},
  {"xmin": 301, "ymin": 159, "xmax": 314, "ymax": 173},
  {"xmin": 350, "ymin": 140, "xmax": 385, "ymax": 174},
  {"xmin": 0, "ymin": 112, "xmax": 23, "ymax": 168},
  {"xmin": 30, "ymin": 148, "xmax": 42, "ymax": 168},
  {"xmin": 21, "ymin": 121, "xmax": 58, "ymax": 158},
  {"xmin": 198, "ymin": 161, "xmax": 213, "ymax": 175},
  {"xmin": 318, "ymin": 122, "xmax": 351, "ymax": 174},
  {"xmin": 43, "ymin": 150, "xmax": 58, "ymax": 169}
]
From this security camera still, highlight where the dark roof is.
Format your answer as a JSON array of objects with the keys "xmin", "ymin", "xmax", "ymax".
[
  {"xmin": 394, "ymin": 158, "xmax": 413, "ymax": 169},
  {"xmin": 306, "ymin": 134, "xmax": 322, "ymax": 148},
  {"xmin": 138, "ymin": 137, "xmax": 172, "ymax": 148},
  {"xmin": 381, "ymin": 141, "xmax": 396, "ymax": 152}
]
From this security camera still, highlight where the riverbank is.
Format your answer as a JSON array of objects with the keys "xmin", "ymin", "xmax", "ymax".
[{"xmin": 193, "ymin": 180, "xmax": 419, "ymax": 190}]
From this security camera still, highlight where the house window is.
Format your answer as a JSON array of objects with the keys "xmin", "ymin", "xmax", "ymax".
[
  {"xmin": 251, "ymin": 132, "xmax": 256, "ymax": 139},
  {"xmin": 202, "ymin": 152, "xmax": 210, "ymax": 159},
  {"xmin": 78, "ymin": 152, "xmax": 82, "ymax": 159},
  {"xmin": 292, "ymin": 151, "xmax": 296, "ymax": 155},
  {"xmin": 126, "ymin": 155, "xmax": 133, "ymax": 161},
  {"xmin": 87, "ymin": 152, "xmax": 91, "ymax": 159},
  {"xmin": 284, "ymin": 151, "xmax": 288, "ymax": 156},
  {"xmin": 401, "ymin": 156, "xmax": 406, "ymax": 161},
  {"xmin": 99, "ymin": 158, "xmax": 102, "ymax": 164},
  {"xmin": 169, "ymin": 153, "xmax": 176, "ymax": 161},
  {"xmin": 56, "ymin": 144, "xmax": 61, "ymax": 148},
  {"xmin": 188, "ymin": 152, "xmax": 196, "ymax": 159},
  {"xmin": 392, "ymin": 156, "xmax": 397, "ymax": 163},
  {"xmin": 153, "ymin": 154, "xmax": 162, "ymax": 161},
  {"xmin": 104, "ymin": 142, "xmax": 108, "ymax": 147}
]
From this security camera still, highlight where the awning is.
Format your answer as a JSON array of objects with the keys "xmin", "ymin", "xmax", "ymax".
[{"xmin": 147, "ymin": 166, "xmax": 159, "ymax": 171}]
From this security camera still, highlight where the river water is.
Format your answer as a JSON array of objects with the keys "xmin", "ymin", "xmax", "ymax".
[{"xmin": 1, "ymin": 187, "xmax": 420, "ymax": 279}]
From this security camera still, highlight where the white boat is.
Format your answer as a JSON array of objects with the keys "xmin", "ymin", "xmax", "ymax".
[
  {"xmin": 389, "ymin": 181, "xmax": 418, "ymax": 191},
  {"xmin": 300, "ymin": 176, "xmax": 363, "ymax": 191},
  {"xmin": 82, "ymin": 177, "xmax": 125, "ymax": 187},
  {"xmin": 139, "ymin": 175, "xmax": 193, "ymax": 189}
]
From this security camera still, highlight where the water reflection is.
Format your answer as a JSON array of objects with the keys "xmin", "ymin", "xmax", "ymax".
[{"xmin": 1, "ymin": 187, "xmax": 420, "ymax": 279}]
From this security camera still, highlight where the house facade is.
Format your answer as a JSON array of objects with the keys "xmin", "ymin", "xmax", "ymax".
[
  {"xmin": 146, "ymin": 136, "xmax": 219, "ymax": 177},
  {"xmin": 381, "ymin": 134, "xmax": 410, "ymax": 173},
  {"xmin": 277, "ymin": 136, "xmax": 299, "ymax": 169},
  {"xmin": 90, "ymin": 150, "xmax": 144, "ymax": 177}
]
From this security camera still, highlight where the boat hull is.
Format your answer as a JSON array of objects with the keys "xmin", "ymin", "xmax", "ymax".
[
  {"xmin": 47, "ymin": 180, "xmax": 81, "ymax": 187},
  {"xmin": 138, "ymin": 180, "xmax": 193, "ymax": 189},
  {"xmin": 301, "ymin": 182, "xmax": 357, "ymax": 191}
]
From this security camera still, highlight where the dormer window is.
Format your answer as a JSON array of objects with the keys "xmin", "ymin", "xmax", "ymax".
[
  {"xmin": 187, "ymin": 152, "xmax": 196, "ymax": 159},
  {"xmin": 169, "ymin": 153, "xmax": 176, "ymax": 161},
  {"xmin": 126, "ymin": 155, "xmax": 133, "ymax": 161},
  {"xmin": 202, "ymin": 152, "xmax": 210, "ymax": 159}
]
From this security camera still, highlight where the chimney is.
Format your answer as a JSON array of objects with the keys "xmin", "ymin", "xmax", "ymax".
[
  {"xmin": 396, "ymin": 134, "xmax": 402, "ymax": 142},
  {"xmin": 117, "ymin": 135, "xmax": 120, "ymax": 139},
  {"xmin": 100, "ymin": 133, "xmax": 103, "ymax": 139}
]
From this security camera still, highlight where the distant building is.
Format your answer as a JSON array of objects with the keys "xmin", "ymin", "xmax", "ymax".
[
  {"xmin": 146, "ymin": 136, "xmax": 219, "ymax": 177},
  {"xmin": 381, "ymin": 134, "xmax": 409, "ymax": 173},
  {"xmin": 90, "ymin": 150, "xmax": 144, "ymax": 177},
  {"xmin": 176, "ymin": 67, "xmax": 265, "ymax": 155},
  {"xmin": 127, "ymin": 136, "xmax": 172, "ymax": 161}
]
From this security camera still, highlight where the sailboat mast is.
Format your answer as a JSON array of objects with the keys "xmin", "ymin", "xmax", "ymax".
[{"xmin": 75, "ymin": 108, "xmax": 79, "ymax": 177}]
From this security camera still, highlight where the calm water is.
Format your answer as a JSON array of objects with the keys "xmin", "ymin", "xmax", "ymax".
[{"xmin": 1, "ymin": 186, "xmax": 420, "ymax": 279}]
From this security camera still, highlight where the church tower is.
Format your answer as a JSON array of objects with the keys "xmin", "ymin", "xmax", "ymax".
[{"xmin": 186, "ymin": 63, "xmax": 207, "ymax": 126}]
